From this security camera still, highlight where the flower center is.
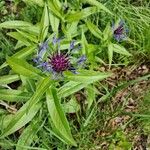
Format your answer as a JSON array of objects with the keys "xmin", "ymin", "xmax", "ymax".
[
  {"xmin": 49, "ymin": 53, "xmax": 70, "ymax": 73},
  {"xmin": 114, "ymin": 25, "xmax": 124, "ymax": 35}
]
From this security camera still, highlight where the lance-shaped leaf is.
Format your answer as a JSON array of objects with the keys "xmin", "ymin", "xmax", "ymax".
[
  {"xmin": 81, "ymin": 30, "xmax": 88, "ymax": 55},
  {"xmin": 47, "ymin": 0, "xmax": 63, "ymax": 21},
  {"xmin": 16, "ymin": 119, "xmax": 40, "ymax": 150},
  {"xmin": 7, "ymin": 32, "xmax": 32, "ymax": 46},
  {"xmin": 12, "ymin": 46, "xmax": 36, "ymax": 59},
  {"xmin": 86, "ymin": 85, "xmax": 95, "ymax": 109},
  {"xmin": 58, "ymin": 70, "xmax": 111, "ymax": 98},
  {"xmin": 108, "ymin": 43, "xmax": 113, "ymax": 69},
  {"xmin": 58, "ymin": 81, "xmax": 87, "ymax": 98},
  {"xmin": 27, "ymin": 77, "xmax": 52, "ymax": 111},
  {"xmin": 86, "ymin": 21, "xmax": 102, "ymax": 39},
  {"xmin": 0, "ymin": 77, "xmax": 51, "ymax": 138},
  {"xmin": 46, "ymin": 87, "xmax": 77, "ymax": 146},
  {"xmin": 39, "ymin": 3, "xmax": 49, "ymax": 42},
  {"xmin": 0, "ymin": 21, "xmax": 33, "ymax": 29},
  {"xmin": 49, "ymin": 10, "xmax": 60, "ymax": 33},
  {"xmin": 0, "ymin": 45, "xmax": 36, "ymax": 70},
  {"xmin": 0, "ymin": 74, "xmax": 20, "ymax": 85},
  {"xmin": 84, "ymin": 0, "xmax": 113, "ymax": 15},
  {"xmin": 7, "ymin": 57, "xmax": 42, "ymax": 79},
  {"xmin": 17, "ymin": 30, "xmax": 38, "ymax": 43},
  {"xmin": 111, "ymin": 43, "xmax": 132, "ymax": 56},
  {"xmin": 0, "ymin": 89, "xmax": 32, "ymax": 102},
  {"xmin": 64, "ymin": 70, "xmax": 112, "ymax": 84},
  {"xmin": 0, "ymin": 101, "xmax": 42, "ymax": 138},
  {"xmin": 23, "ymin": 0, "xmax": 44, "ymax": 7},
  {"xmin": 65, "ymin": 7, "xmax": 99, "ymax": 22},
  {"xmin": 63, "ymin": 96, "xmax": 80, "ymax": 113}
]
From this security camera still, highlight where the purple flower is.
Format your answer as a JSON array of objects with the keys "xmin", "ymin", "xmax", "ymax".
[
  {"xmin": 112, "ymin": 20, "xmax": 128, "ymax": 42},
  {"xmin": 33, "ymin": 36, "xmax": 87, "ymax": 77},
  {"xmin": 49, "ymin": 53, "xmax": 70, "ymax": 73}
]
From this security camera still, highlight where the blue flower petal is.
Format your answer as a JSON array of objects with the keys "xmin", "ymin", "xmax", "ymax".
[
  {"xmin": 69, "ymin": 40, "xmax": 75, "ymax": 50},
  {"xmin": 77, "ymin": 55, "xmax": 87, "ymax": 64}
]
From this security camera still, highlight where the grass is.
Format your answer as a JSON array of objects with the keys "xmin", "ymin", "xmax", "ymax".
[{"xmin": 0, "ymin": 0, "xmax": 150, "ymax": 149}]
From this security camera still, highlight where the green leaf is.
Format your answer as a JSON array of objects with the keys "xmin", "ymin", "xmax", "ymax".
[
  {"xmin": 63, "ymin": 96, "xmax": 80, "ymax": 113},
  {"xmin": 58, "ymin": 70, "xmax": 111, "ymax": 99},
  {"xmin": 0, "ymin": 139, "xmax": 14, "ymax": 150},
  {"xmin": 16, "ymin": 119, "xmax": 40, "ymax": 150},
  {"xmin": 17, "ymin": 30, "xmax": 38, "ymax": 43},
  {"xmin": 65, "ymin": 22, "xmax": 78, "ymax": 38},
  {"xmin": 64, "ymin": 70, "xmax": 112, "ymax": 84},
  {"xmin": 21, "ymin": 76, "xmax": 36, "ymax": 92},
  {"xmin": 0, "ymin": 77, "xmax": 51, "ymax": 138},
  {"xmin": 0, "ymin": 63, "xmax": 7, "ymax": 70},
  {"xmin": 0, "ymin": 46, "xmax": 36, "ymax": 70},
  {"xmin": 21, "ymin": 25, "xmax": 40, "ymax": 37},
  {"xmin": 12, "ymin": 46, "xmax": 36, "ymax": 59},
  {"xmin": 15, "ymin": 41, "xmax": 27, "ymax": 50},
  {"xmin": 0, "ymin": 89, "xmax": 32, "ymax": 102},
  {"xmin": 86, "ymin": 85, "xmax": 95, "ymax": 109},
  {"xmin": 111, "ymin": 43, "xmax": 132, "ymax": 56},
  {"xmin": 108, "ymin": 43, "xmax": 113, "ymax": 69},
  {"xmin": 0, "ymin": 101, "xmax": 42, "ymax": 138},
  {"xmin": 0, "ymin": 109, "xmax": 7, "ymax": 115},
  {"xmin": 49, "ymin": 11, "xmax": 60, "ymax": 33},
  {"xmin": 23, "ymin": 0, "xmax": 44, "ymax": 7},
  {"xmin": 65, "ymin": 7, "xmax": 99, "ymax": 22},
  {"xmin": 27, "ymin": 77, "xmax": 52, "ymax": 111},
  {"xmin": 0, "ymin": 21, "xmax": 33, "ymax": 29},
  {"xmin": 84, "ymin": 0, "xmax": 113, "ymax": 15},
  {"xmin": 103, "ymin": 23, "xmax": 112, "ymax": 41},
  {"xmin": 86, "ymin": 21, "xmax": 102, "ymax": 39},
  {"xmin": 7, "ymin": 32, "xmax": 32, "ymax": 46},
  {"xmin": 7, "ymin": 57, "xmax": 42, "ymax": 79},
  {"xmin": 47, "ymin": 0, "xmax": 64, "ymax": 21},
  {"xmin": 58, "ymin": 81, "xmax": 87, "ymax": 98},
  {"xmin": 81, "ymin": 30, "xmax": 88, "ymax": 55},
  {"xmin": 39, "ymin": 3, "xmax": 49, "ymax": 42},
  {"xmin": 0, "ymin": 74, "xmax": 20, "ymax": 85},
  {"xmin": 46, "ymin": 87, "xmax": 77, "ymax": 146}
]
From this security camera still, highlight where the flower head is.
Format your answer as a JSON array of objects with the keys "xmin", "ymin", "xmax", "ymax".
[
  {"xmin": 33, "ymin": 35, "xmax": 86, "ymax": 78},
  {"xmin": 112, "ymin": 20, "xmax": 128, "ymax": 42}
]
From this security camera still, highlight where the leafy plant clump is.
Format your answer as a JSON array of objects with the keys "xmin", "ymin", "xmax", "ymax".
[{"xmin": 0, "ymin": 0, "xmax": 150, "ymax": 149}]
